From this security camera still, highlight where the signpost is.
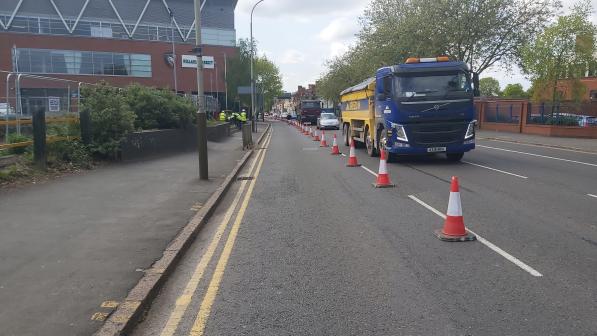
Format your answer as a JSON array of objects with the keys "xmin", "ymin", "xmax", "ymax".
[{"xmin": 48, "ymin": 97, "xmax": 60, "ymax": 113}]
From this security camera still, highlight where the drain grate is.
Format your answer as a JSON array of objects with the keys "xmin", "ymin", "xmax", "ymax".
[{"xmin": 237, "ymin": 176, "xmax": 255, "ymax": 181}]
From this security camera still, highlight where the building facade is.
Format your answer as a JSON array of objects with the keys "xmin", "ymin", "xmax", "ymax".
[{"xmin": 0, "ymin": 0, "xmax": 238, "ymax": 114}]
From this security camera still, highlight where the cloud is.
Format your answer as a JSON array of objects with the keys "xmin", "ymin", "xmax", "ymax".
[
  {"xmin": 280, "ymin": 49, "xmax": 306, "ymax": 64},
  {"xmin": 237, "ymin": 0, "xmax": 365, "ymax": 19},
  {"xmin": 328, "ymin": 42, "xmax": 350, "ymax": 59},
  {"xmin": 318, "ymin": 17, "xmax": 358, "ymax": 42}
]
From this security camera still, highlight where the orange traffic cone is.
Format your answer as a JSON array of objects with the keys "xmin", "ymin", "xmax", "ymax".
[
  {"xmin": 320, "ymin": 131, "xmax": 328, "ymax": 147},
  {"xmin": 331, "ymin": 134, "xmax": 340, "ymax": 155},
  {"xmin": 313, "ymin": 129, "xmax": 320, "ymax": 141},
  {"xmin": 303, "ymin": 125, "xmax": 309, "ymax": 135},
  {"xmin": 346, "ymin": 138, "xmax": 361, "ymax": 167},
  {"xmin": 435, "ymin": 176, "xmax": 476, "ymax": 242},
  {"xmin": 373, "ymin": 150, "xmax": 395, "ymax": 188}
]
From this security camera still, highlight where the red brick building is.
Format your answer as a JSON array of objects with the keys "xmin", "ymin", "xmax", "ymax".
[{"xmin": 0, "ymin": 0, "xmax": 238, "ymax": 114}]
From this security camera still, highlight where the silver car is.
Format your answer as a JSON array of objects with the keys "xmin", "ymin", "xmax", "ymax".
[{"xmin": 317, "ymin": 113, "xmax": 340, "ymax": 130}]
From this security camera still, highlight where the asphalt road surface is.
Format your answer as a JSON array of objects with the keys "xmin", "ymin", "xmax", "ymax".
[{"xmin": 133, "ymin": 121, "xmax": 597, "ymax": 335}]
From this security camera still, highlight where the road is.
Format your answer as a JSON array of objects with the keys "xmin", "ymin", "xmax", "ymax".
[{"xmin": 132, "ymin": 121, "xmax": 597, "ymax": 335}]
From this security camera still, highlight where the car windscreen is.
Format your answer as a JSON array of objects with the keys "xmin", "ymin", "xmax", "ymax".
[
  {"xmin": 394, "ymin": 71, "xmax": 472, "ymax": 100},
  {"xmin": 302, "ymin": 102, "xmax": 320, "ymax": 108},
  {"xmin": 320, "ymin": 113, "xmax": 336, "ymax": 119}
]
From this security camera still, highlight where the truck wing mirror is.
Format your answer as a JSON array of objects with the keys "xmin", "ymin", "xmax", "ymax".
[{"xmin": 473, "ymin": 72, "xmax": 480, "ymax": 97}]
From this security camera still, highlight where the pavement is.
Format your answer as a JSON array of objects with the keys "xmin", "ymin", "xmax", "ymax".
[
  {"xmin": 0, "ymin": 128, "xmax": 263, "ymax": 336},
  {"xmin": 477, "ymin": 129, "xmax": 597, "ymax": 153},
  {"xmin": 131, "ymin": 121, "xmax": 597, "ymax": 335}
]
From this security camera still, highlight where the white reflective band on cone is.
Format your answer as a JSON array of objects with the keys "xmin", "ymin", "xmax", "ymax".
[
  {"xmin": 379, "ymin": 159, "xmax": 387, "ymax": 174},
  {"xmin": 446, "ymin": 192, "xmax": 462, "ymax": 216}
]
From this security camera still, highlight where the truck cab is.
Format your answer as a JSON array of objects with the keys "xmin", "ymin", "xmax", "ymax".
[
  {"xmin": 377, "ymin": 58, "xmax": 477, "ymax": 160},
  {"xmin": 298, "ymin": 100, "xmax": 323, "ymax": 125}
]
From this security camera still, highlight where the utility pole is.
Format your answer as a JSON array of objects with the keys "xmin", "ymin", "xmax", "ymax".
[
  {"xmin": 194, "ymin": 0, "xmax": 208, "ymax": 180},
  {"xmin": 224, "ymin": 52, "xmax": 228, "ymax": 110}
]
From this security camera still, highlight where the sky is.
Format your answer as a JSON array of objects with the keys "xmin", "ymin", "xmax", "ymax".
[{"xmin": 234, "ymin": 0, "xmax": 597, "ymax": 93}]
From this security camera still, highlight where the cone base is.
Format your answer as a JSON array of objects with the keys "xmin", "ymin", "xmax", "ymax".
[
  {"xmin": 373, "ymin": 183, "xmax": 395, "ymax": 188},
  {"xmin": 434, "ymin": 229, "xmax": 476, "ymax": 242},
  {"xmin": 320, "ymin": 144, "xmax": 329, "ymax": 147},
  {"xmin": 313, "ymin": 137, "xmax": 320, "ymax": 141},
  {"xmin": 346, "ymin": 163, "xmax": 361, "ymax": 167},
  {"xmin": 331, "ymin": 152, "xmax": 341, "ymax": 155}
]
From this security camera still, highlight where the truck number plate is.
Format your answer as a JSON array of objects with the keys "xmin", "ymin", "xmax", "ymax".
[{"xmin": 427, "ymin": 147, "xmax": 446, "ymax": 153}]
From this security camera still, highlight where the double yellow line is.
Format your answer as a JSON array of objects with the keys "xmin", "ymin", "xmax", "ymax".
[{"xmin": 160, "ymin": 130, "xmax": 272, "ymax": 336}]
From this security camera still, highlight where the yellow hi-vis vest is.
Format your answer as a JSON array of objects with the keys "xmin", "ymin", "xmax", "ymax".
[
  {"xmin": 240, "ymin": 112, "xmax": 247, "ymax": 122},
  {"xmin": 219, "ymin": 112, "xmax": 227, "ymax": 121}
]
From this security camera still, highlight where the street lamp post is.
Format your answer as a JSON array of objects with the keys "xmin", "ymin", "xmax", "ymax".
[
  {"xmin": 250, "ymin": 0, "xmax": 265, "ymax": 132},
  {"xmin": 194, "ymin": 0, "xmax": 208, "ymax": 180},
  {"xmin": 168, "ymin": 7, "xmax": 178, "ymax": 93}
]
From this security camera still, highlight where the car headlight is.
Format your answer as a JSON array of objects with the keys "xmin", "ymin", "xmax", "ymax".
[
  {"xmin": 465, "ymin": 120, "xmax": 476, "ymax": 139},
  {"xmin": 391, "ymin": 123, "xmax": 408, "ymax": 142}
]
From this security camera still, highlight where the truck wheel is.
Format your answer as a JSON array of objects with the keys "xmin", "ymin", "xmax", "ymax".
[
  {"xmin": 365, "ymin": 128, "xmax": 377, "ymax": 157},
  {"xmin": 343, "ymin": 124, "xmax": 350, "ymax": 146},
  {"xmin": 447, "ymin": 153, "xmax": 464, "ymax": 162}
]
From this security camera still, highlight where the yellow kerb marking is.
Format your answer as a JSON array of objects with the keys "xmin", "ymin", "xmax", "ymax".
[
  {"xmin": 101, "ymin": 301, "xmax": 119, "ymax": 309},
  {"xmin": 189, "ymin": 132, "xmax": 270, "ymax": 336},
  {"xmin": 91, "ymin": 312, "xmax": 109, "ymax": 321},
  {"xmin": 159, "ymin": 131, "xmax": 272, "ymax": 336}
]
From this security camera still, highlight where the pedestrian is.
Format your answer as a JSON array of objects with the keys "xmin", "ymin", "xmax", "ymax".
[{"xmin": 219, "ymin": 111, "xmax": 227, "ymax": 122}]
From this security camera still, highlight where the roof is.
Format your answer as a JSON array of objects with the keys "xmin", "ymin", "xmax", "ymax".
[{"xmin": 340, "ymin": 77, "xmax": 375, "ymax": 96}]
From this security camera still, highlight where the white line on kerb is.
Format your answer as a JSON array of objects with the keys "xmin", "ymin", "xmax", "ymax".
[
  {"xmin": 588, "ymin": 194, "xmax": 597, "ymax": 199},
  {"xmin": 478, "ymin": 145, "xmax": 597, "ymax": 168},
  {"xmin": 408, "ymin": 195, "xmax": 543, "ymax": 277},
  {"xmin": 340, "ymin": 153, "xmax": 347, "ymax": 157},
  {"xmin": 462, "ymin": 161, "xmax": 528, "ymax": 179},
  {"xmin": 361, "ymin": 166, "xmax": 378, "ymax": 177}
]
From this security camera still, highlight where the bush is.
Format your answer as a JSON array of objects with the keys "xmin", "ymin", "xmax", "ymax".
[
  {"xmin": 47, "ymin": 140, "xmax": 92, "ymax": 169},
  {"xmin": 81, "ymin": 83, "xmax": 136, "ymax": 158},
  {"xmin": 7, "ymin": 133, "xmax": 32, "ymax": 155},
  {"xmin": 125, "ymin": 84, "xmax": 195, "ymax": 130}
]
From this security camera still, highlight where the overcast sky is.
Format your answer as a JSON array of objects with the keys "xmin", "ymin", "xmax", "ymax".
[{"xmin": 234, "ymin": 0, "xmax": 597, "ymax": 93}]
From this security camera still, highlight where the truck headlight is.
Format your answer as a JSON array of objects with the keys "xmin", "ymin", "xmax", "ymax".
[
  {"xmin": 465, "ymin": 120, "xmax": 476, "ymax": 139},
  {"xmin": 391, "ymin": 123, "xmax": 408, "ymax": 142}
]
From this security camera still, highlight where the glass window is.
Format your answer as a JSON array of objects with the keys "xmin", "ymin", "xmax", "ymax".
[
  {"xmin": 49, "ymin": 19, "xmax": 69, "ymax": 35},
  {"xmin": 72, "ymin": 21, "xmax": 91, "ymax": 36},
  {"xmin": 394, "ymin": 72, "xmax": 472, "ymax": 99},
  {"xmin": 16, "ymin": 49, "xmax": 31, "ymax": 72},
  {"xmin": 10, "ymin": 17, "xmax": 29, "ymax": 33},
  {"xmin": 50, "ymin": 50, "xmax": 67, "ymax": 73},
  {"xmin": 79, "ymin": 52, "xmax": 93, "ymax": 75},
  {"xmin": 15, "ymin": 48, "xmax": 150, "ymax": 77},
  {"xmin": 39, "ymin": 18, "xmax": 50, "ymax": 34}
]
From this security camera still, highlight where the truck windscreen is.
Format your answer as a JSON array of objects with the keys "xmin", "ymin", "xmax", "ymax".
[
  {"xmin": 302, "ymin": 102, "xmax": 321, "ymax": 109},
  {"xmin": 394, "ymin": 72, "xmax": 472, "ymax": 100}
]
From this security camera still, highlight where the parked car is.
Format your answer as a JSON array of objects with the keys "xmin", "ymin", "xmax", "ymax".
[
  {"xmin": 577, "ymin": 115, "xmax": 596, "ymax": 126},
  {"xmin": 0, "ymin": 103, "xmax": 15, "ymax": 116},
  {"xmin": 317, "ymin": 113, "xmax": 340, "ymax": 130}
]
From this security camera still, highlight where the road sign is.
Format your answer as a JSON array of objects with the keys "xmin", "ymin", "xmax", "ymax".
[{"xmin": 48, "ymin": 97, "xmax": 60, "ymax": 112}]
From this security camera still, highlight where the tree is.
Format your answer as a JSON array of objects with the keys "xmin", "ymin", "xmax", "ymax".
[
  {"xmin": 520, "ymin": 1, "xmax": 597, "ymax": 104},
  {"xmin": 479, "ymin": 77, "xmax": 502, "ymax": 97},
  {"xmin": 317, "ymin": 0, "xmax": 559, "ymax": 100},
  {"xmin": 254, "ymin": 55, "xmax": 283, "ymax": 113},
  {"xmin": 226, "ymin": 39, "xmax": 283, "ymax": 113},
  {"xmin": 502, "ymin": 83, "xmax": 528, "ymax": 98}
]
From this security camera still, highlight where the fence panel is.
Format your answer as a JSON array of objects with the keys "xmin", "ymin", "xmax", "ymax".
[
  {"xmin": 484, "ymin": 101, "xmax": 522, "ymax": 124},
  {"xmin": 527, "ymin": 102, "xmax": 597, "ymax": 126}
]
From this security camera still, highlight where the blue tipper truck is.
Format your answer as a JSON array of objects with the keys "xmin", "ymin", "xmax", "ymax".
[{"xmin": 340, "ymin": 56, "xmax": 480, "ymax": 161}]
